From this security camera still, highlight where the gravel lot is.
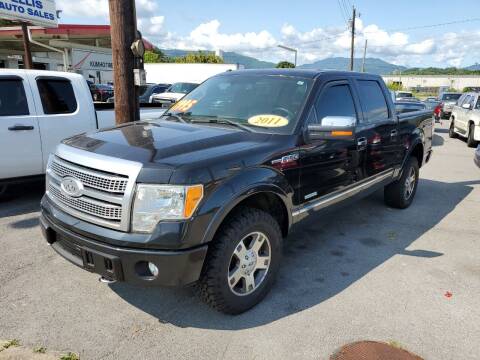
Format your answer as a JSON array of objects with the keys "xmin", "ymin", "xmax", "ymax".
[{"xmin": 1, "ymin": 121, "xmax": 479, "ymax": 360}]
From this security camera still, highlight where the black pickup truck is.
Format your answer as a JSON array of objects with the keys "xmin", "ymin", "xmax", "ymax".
[{"xmin": 40, "ymin": 70, "xmax": 433, "ymax": 314}]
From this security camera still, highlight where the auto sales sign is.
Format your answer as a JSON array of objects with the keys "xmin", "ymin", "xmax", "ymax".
[{"xmin": 0, "ymin": 0, "xmax": 57, "ymax": 28}]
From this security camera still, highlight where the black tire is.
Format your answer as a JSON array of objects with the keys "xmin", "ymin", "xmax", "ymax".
[
  {"xmin": 449, "ymin": 119, "xmax": 457, "ymax": 138},
  {"xmin": 467, "ymin": 123, "xmax": 478, "ymax": 148},
  {"xmin": 197, "ymin": 207, "xmax": 282, "ymax": 314},
  {"xmin": 384, "ymin": 157, "xmax": 419, "ymax": 209}
]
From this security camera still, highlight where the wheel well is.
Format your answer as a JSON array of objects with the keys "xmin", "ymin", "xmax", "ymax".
[
  {"xmin": 221, "ymin": 192, "xmax": 289, "ymax": 238},
  {"xmin": 411, "ymin": 143, "xmax": 424, "ymax": 168}
]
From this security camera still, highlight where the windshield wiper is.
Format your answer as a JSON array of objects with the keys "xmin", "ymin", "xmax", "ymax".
[
  {"xmin": 189, "ymin": 116, "xmax": 254, "ymax": 132},
  {"xmin": 163, "ymin": 112, "xmax": 188, "ymax": 123}
]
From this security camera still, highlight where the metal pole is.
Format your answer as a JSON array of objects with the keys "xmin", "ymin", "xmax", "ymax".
[
  {"xmin": 108, "ymin": 0, "xmax": 138, "ymax": 124},
  {"xmin": 361, "ymin": 39, "xmax": 367, "ymax": 73},
  {"xmin": 21, "ymin": 23, "xmax": 33, "ymax": 69},
  {"xmin": 350, "ymin": 6, "xmax": 356, "ymax": 71}
]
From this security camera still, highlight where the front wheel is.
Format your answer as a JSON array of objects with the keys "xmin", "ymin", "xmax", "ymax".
[
  {"xmin": 384, "ymin": 157, "xmax": 419, "ymax": 209},
  {"xmin": 449, "ymin": 120, "xmax": 457, "ymax": 138},
  {"xmin": 467, "ymin": 123, "xmax": 478, "ymax": 148},
  {"xmin": 197, "ymin": 207, "xmax": 282, "ymax": 314}
]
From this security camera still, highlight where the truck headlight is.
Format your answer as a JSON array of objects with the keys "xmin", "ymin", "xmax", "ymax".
[{"xmin": 132, "ymin": 184, "xmax": 203, "ymax": 233}]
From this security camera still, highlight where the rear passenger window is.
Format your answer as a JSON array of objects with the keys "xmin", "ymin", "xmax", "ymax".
[
  {"xmin": 357, "ymin": 80, "xmax": 389, "ymax": 123},
  {"xmin": 312, "ymin": 84, "xmax": 357, "ymax": 125},
  {"xmin": 37, "ymin": 78, "xmax": 77, "ymax": 114},
  {"xmin": 0, "ymin": 79, "xmax": 29, "ymax": 116}
]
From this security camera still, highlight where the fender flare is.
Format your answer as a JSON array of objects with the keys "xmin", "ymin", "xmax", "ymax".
[{"xmin": 198, "ymin": 169, "xmax": 294, "ymax": 245}]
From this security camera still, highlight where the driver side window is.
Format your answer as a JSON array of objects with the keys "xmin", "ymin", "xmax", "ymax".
[{"xmin": 311, "ymin": 83, "xmax": 357, "ymax": 125}]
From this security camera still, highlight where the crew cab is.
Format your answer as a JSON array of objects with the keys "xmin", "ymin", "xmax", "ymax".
[
  {"xmin": 449, "ymin": 92, "xmax": 480, "ymax": 147},
  {"xmin": 0, "ymin": 69, "xmax": 166, "ymax": 198},
  {"xmin": 40, "ymin": 70, "xmax": 433, "ymax": 314}
]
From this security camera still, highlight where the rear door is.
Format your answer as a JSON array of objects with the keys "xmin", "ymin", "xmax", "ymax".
[
  {"xmin": 354, "ymin": 78, "xmax": 399, "ymax": 178},
  {"xmin": 299, "ymin": 79, "xmax": 359, "ymax": 202},
  {"xmin": 0, "ymin": 74, "xmax": 43, "ymax": 179},
  {"xmin": 30, "ymin": 75, "xmax": 97, "ymax": 170}
]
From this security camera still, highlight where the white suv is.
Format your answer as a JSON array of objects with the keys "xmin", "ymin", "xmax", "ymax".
[{"xmin": 450, "ymin": 92, "xmax": 480, "ymax": 147}]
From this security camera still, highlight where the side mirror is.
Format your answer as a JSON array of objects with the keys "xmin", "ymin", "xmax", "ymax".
[
  {"xmin": 306, "ymin": 116, "xmax": 356, "ymax": 142},
  {"xmin": 462, "ymin": 103, "xmax": 472, "ymax": 110}
]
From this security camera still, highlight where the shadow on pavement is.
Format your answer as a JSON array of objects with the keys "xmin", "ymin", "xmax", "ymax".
[
  {"xmin": 432, "ymin": 134, "xmax": 444, "ymax": 147},
  {"xmin": 111, "ymin": 178, "xmax": 478, "ymax": 329},
  {"xmin": 434, "ymin": 128, "xmax": 449, "ymax": 134},
  {"xmin": 0, "ymin": 181, "xmax": 44, "ymax": 218}
]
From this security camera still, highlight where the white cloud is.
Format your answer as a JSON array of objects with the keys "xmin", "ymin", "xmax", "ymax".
[{"xmin": 56, "ymin": 1, "xmax": 480, "ymax": 67}]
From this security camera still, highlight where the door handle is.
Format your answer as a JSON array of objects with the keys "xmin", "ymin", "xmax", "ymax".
[
  {"xmin": 391, "ymin": 130, "xmax": 398, "ymax": 138},
  {"xmin": 8, "ymin": 125, "xmax": 34, "ymax": 131},
  {"xmin": 357, "ymin": 137, "xmax": 367, "ymax": 147}
]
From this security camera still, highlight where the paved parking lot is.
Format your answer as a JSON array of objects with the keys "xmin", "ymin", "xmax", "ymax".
[{"xmin": 1, "ymin": 121, "xmax": 479, "ymax": 360}]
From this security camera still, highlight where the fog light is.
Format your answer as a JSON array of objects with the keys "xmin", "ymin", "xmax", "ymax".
[{"xmin": 148, "ymin": 262, "xmax": 159, "ymax": 277}]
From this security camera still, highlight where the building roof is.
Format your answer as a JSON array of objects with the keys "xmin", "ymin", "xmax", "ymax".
[{"xmin": 0, "ymin": 24, "xmax": 154, "ymax": 54}]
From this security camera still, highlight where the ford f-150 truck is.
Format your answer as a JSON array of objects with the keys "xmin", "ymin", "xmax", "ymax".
[
  {"xmin": 0, "ymin": 69, "xmax": 166, "ymax": 199},
  {"xmin": 40, "ymin": 70, "xmax": 433, "ymax": 314}
]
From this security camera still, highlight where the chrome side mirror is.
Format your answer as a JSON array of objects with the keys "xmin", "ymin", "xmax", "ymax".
[
  {"xmin": 462, "ymin": 103, "xmax": 472, "ymax": 110},
  {"xmin": 306, "ymin": 116, "xmax": 356, "ymax": 141}
]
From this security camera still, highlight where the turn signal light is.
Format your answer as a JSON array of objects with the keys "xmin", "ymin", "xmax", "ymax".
[
  {"xmin": 184, "ymin": 185, "xmax": 204, "ymax": 218},
  {"xmin": 331, "ymin": 130, "xmax": 353, "ymax": 137}
]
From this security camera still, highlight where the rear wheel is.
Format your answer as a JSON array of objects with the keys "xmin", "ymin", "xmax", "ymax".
[
  {"xmin": 384, "ymin": 157, "xmax": 419, "ymax": 209},
  {"xmin": 449, "ymin": 119, "xmax": 457, "ymax": 138},
  {"xmin": 467, "ymin": 123, "xmax": 478, "ymax": 148},
  {"xmin": 197, "ymin": 207, "xmax": 282, "ymax": 314}
]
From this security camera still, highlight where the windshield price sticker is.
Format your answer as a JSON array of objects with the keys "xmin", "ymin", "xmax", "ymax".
[
  {"xmin": 171, "ymin": 99, "xmax": 197, "ymax": 113},
  {"xmin": 248, "ymin": 115, "xmax": 289, "ymax": 127}
]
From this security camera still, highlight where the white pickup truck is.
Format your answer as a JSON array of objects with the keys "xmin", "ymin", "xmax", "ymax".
[
  {"xmin": 0, "ymin": 69, "xmax": 166, "ymax": 197},
  {"xmin": 449, "ymin": 92, "xmax": 480, "ymax": 148}
]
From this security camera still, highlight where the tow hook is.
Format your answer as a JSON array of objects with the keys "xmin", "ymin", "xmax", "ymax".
[{"xmin": 99, "ymin": 276, "xmax": 117, "ymax": 284}]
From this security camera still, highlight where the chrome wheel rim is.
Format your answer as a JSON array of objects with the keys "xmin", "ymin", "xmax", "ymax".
[
  {"xmin": 228, "ymin": 231, "xmax": 271, "ymax": 296},
  {"xmin": 404, "ymin": 167, "xmax": 416, "ymax": 200}
]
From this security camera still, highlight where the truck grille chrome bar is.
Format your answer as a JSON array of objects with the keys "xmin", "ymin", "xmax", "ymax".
[{"xmin": 45, "ymin": 144, "xmax": 142, "ymax": 232}]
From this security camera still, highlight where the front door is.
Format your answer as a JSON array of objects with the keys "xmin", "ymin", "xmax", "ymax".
[
  {"xmin": 353, "ymin": 79, "xmax": 399, "ymax": 178},
  {"xmin": 299, "ymin": 80, "xmax": 358, "ymax": 203},
  {"xmin": 0, "ymin": 75, "xmax": 43, "ymax": 179}
]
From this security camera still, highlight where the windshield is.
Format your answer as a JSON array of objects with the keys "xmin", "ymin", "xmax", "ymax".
[
  {"xmin": 168, "ymin": 83, "xmax": 198, "ymax": 94},
  {"xmin": 164, "ymin": 74, "xmax": 314, "ymax": 134},
  {"xmin": 441, "ymin": 93, "xmax": 461, "ymax": 101}
]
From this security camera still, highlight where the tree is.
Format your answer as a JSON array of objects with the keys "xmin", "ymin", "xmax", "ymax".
[
  {"xmin": 276, "ymin": 61, "xmax": 295, "ymax": 68},
  {"xmin": 144, "ymin": 49, "xmax": 169, "ymax": 63},
  {"xmin": 386, "ymin": 82, "xmax": 403, "ymax": 91},
  {"xmin": 173, "ymin": 51, "xmax": 224, "ymax": 64},
  {"xmin": 0, "ymin": 19, "xmax": 16, "ymax": 26}
]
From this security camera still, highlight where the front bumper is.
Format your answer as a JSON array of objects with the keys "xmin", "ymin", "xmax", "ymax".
[{"xmin": 40, "ymin": 208, "xmax": 208, "ymax": 287}]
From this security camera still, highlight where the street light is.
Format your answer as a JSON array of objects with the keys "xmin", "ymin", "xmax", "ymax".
[{"xmin": 278, "ymin": 44, "xmax": 298, "ymax": 67}]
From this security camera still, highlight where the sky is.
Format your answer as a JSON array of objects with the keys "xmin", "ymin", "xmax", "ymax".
[{"xmin": 56, "ymin": 0, "xmax": 480, "ymax": 68}]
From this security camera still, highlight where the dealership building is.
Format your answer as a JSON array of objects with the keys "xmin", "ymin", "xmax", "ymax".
[{"xmin": 0, "ymin": 24, "xmax": 154, "ymax": 83}]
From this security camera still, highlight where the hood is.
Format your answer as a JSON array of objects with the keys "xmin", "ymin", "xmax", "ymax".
[{"xmin": 63, "ymin": 120, "xmax": 276, "ymax": 183}]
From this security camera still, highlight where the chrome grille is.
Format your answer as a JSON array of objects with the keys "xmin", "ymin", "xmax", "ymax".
[
  {"xmin": 50, "ymin": 157, "xmax": 128, "ymax": 193},
  {"xmin": 48, "ymin": 184, "xmax": 122, "ymax": 221},
  {"xmin": 45, "ymin": 146, "xmax": 142, "ymax": 232}
]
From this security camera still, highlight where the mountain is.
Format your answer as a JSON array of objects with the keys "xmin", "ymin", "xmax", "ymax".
[
  {"xmin": 298, "ymin": 57, "xmax": 407, "ymax": 75},
  {"xmin": 161, "ymin": 49, "xmax": 276, "ymax": 69},
  {"xmin": 464, "ymin": 63, "xmax": 480, "ymax": 71}
]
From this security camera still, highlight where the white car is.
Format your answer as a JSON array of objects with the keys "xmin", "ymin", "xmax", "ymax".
[
  {"xmin": 0, "ymin": 69, "xmax": 166, "ymax": 198},
  {"xmin": 449, "ymin": 92, "xmax": 480, "ymax": 147},
  {"xmin": 151, "ymin": 82, "xmax": 199, "ymax": 108}
]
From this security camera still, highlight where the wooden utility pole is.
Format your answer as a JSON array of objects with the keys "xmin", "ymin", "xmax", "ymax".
[
  {"xmin": 108, "ymin": 0, "xmax": 139, "ymax": 124},
  {"xmin": 21, "ymin": 23, "xmax": 33, "ymax": 69},
  {"xmin": 361, "ymin": 39, "xmax": 368, "ymax": 73},
  {"xmin": 349, "ymin": 6, "xmax": 356, "ymax": 71}
]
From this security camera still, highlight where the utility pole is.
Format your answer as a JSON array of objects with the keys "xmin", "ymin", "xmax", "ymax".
[
  {"xmin": 361, "ymin": 39, "xmax": 368, "ymax": 73},
  {"xmin": 108, "ymin": 0, "xmax": 139, "ymax": 125},
  {"xmin": 21, "ymin": 23, "xmax": 33, "ymax": 69},
  {"xmin": 349, "ymin": 6, "xmax": 356, "ymax": 71}
]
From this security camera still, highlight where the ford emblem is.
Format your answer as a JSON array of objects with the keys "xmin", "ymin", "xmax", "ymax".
[{"xmin": 60, "ymin": 177, "xmax": 84, "ymax": 198}]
